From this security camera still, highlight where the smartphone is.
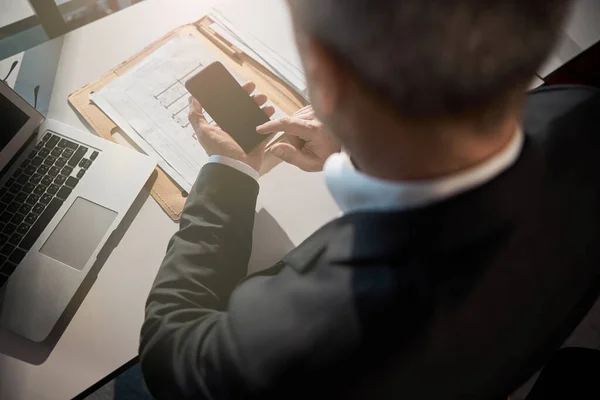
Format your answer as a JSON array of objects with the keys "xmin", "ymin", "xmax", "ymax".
[{"xmin": 185, "ymin": 62, "xmax": 270, "ymax": 153}]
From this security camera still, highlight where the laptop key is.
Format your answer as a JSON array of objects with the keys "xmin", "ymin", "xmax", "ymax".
[
  {"xmin": 9, "ymin": 234, "xmax": 23, "ymax": 246},
  {"xmin": 65, "ymin": 177, "xmax": 79, "ymax": 188},
  {"xmin": 34, "ymin": 185, "xmax": 47, "ymax": 196},
  {"xmin": 61, "ymin": 166, "xmax": 73, "ymax": 176},
  {"xmin": 31, "ymin": 157, "xmax": 44, "ymax": 167},
  {"xmin": 7, "ymin": 202, "xmax": 20, "ymax": 214},
  {"xmin": 62, "ymin": 148, "xmax": 74, "ymax": 158},
  {"xmin": 63, "ymin": 140, "xmax": 78, "ymax": 150},
  {"xmin": 10, "ymin": 213, "xmax": 24, "ymax": 225},
  {"xmin": 0, "ymin": 188, "xmax": 6, "ymax": 198},
  {"xmin": 19, "ymin": 204, "xmax": 32, "ymax": 215},
  {"xmin": 41, "ymin": 175, "xmax": 53, "ymax": 186},
  {"xmin": 23, "ymin": 183, "xmax": 35, "ymax": 193},
  {"xmin": 57, "ymin": 187, "xmax": 72, "ymax": 201},
  {"xmin": 29, "ymin": 174, "xmax": 42, "ymax": 184},
  {"xmin": 13, "ymin": 169, "xmax": 23, "ymax": 178},
  {"xmin": 49, "ymin": 166, "xmax": 61, "ymax": 177},
  {"xmin": 39, "ymin": 194, "xmax": 52, "ymax": 205},
  {"xmin": 16, "ymin": 223, "xmax": 31, "ymax": 236},
  {"xmin": 1, "ymin": 193, "xmax": 15, "ymax": 204},
  {"xmin": 8, "ymin": 184, "xmax": 22, "ymax": 194},
  {"xmin": 32, "ymin": 204, "xmax": 45, "ymax": 215},
  {"xmin": 83, "ymin": 159, "xmax": 93, "ymax": 169},
  {"xmin": 3, "ymin": 224, "xmax": 16, "ymax": 235},
  {"xmin": 24, "ymin": 165, "xmax": 37, "ymax": 176},
  {"xmin": 51, "ymin": 148, "xmax": 62, "ymax": 157},
  {"xmin": 42, "ymin": 133, "xmax": 52, "ymax": 142},
  {"xmin": 1, "ymin": 261, "xmax": 18, "ymax": 275},
  {"xmin": 90, "ymin": 151, "xmax": 99, "ymax": 160},
  {"xmin": 0, "ymin": 235, "xmax": 8, "ymax": 246},
  {"xmin": 47, "ymin": 184, "xmax": 59, "ymax": 195},
  {"xmin": 20, "ymin": 198, "xmax": 63, "ymax": 250},
  {"xmin": 44, "ymin": 156, "xmax": 56, "ymax": 166},
  {"xmin": 77, "ymin": 169, "xmax": 86, "ymax": 179},
  {"xmin": 39, "ymin": 148, "xmax": 50, "ymax": 158},
  {"xmin": 56, "ymin": 158, "xmax": 67, "ymax": 168},
  {"xmin": 0, "ymin": 213, "xmax": 12, "ymax": 224},
  {"xmin": 58, "ymin": 139, "xmax": 69, "ymax": 148},
  {"xmin": 37, "ymin": 165, "xmax": 49, "ymax": 175},
  {"xmin": 68, "ymin": 146, "xmax": 88, "ymax": 167},
  {"xmin": 16, "ymin": 174, "xmax": 29, "ymax": 186},
  {"xmin": 54, "ymin": 175, "xmax": 66, "ymax": 185},
  {"xmin": 25, "ymin": 214, "xmax": 37, "ymax": 225},
  {"xmin": 45, "ymin": 135, "xmax": 60, "ymax": 149},
  {"xmin": 26, "ymin": 194, "xmax": 39, "ymax": 206},
  {"xmin": 0, "ymin": 244, "xmax": 14, "ymax": 257},
  {"xmin": 9, "ymin": 248, "xmax": 27, "ymax": 265},
  {"xmin": 15, "ymin": 193, "xmax": 28, "ymax": 204}
]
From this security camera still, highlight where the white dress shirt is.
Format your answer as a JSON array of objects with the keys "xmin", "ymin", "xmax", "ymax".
[
  {"xmin": 207, "ymin": 155, "xmax": 260, "ymax": 181},
  {"xmin": 207, "ymin": 129, "xmax": 524, "ymax": 214}
]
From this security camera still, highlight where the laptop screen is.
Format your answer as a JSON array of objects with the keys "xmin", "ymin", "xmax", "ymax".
[{"xmin": 0, "ymin": 92, "xmax": 30, "ymax": 151}]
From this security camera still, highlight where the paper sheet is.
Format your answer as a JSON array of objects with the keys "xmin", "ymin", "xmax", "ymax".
[
  {"xmin": 92, "ymin": 35, "xmax": 285, "ymax": 191},
  {"xmin": 209, "ymin": 0, "xmax": 308, "ymax": 98}
]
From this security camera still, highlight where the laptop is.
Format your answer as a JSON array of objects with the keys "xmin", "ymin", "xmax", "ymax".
[{"xmin": 0, "ymin": 81, "xmax": 155, "ymax": 342}]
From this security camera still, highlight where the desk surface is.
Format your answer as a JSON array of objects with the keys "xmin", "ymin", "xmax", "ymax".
[
  {"xmin": 1, "ymin": 0, "xmax": 600, "ymax": 398},
  {"xmin": 0, "ymin": 1, "xmax": 338, "ymax": 399}
]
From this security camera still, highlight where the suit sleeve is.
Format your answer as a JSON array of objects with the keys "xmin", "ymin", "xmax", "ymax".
[
  {"xmin": 140, "ymin": 163, "xmax": 259, "ymax": 398},
  {"xmin": 139, "ymin": 163, "xmax": 362, "ymax": 399}
]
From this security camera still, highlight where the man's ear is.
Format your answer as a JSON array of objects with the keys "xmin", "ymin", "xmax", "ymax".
[{"xmin": 297, "ymin": 36, "xmax": 346, "ymax": 118}]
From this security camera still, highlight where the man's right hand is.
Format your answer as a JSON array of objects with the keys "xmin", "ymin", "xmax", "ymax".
[{"xmin": 256, "ymin": 106, "xmax": 341, "ymax": 172}]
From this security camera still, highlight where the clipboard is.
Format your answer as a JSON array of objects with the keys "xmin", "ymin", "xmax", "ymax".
[{"xmin": 68, "ymin": 16, "xmax": 308, "ymax": 221}]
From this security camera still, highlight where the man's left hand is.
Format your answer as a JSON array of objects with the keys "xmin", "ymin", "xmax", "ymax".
[{"xmin": 189, "ymin": 81, "xmax": 276, "ymax": 172}]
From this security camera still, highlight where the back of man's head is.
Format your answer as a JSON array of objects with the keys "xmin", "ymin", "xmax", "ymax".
[{"xmin": 289, "ymin": 0, "xmax": 571, "ymax": 121}]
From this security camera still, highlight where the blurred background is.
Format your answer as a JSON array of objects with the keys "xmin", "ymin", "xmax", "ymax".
[{"xmin": 1, "ymin": 0, "xmax": 149, "ymax": 58}]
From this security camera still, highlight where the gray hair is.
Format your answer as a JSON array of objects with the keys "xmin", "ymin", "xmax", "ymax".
[{"xmin": 289, "ymin": 0, "xmax": 571, "ymax": 120}]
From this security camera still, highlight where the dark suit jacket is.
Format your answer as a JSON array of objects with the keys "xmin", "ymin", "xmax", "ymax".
[{"xmin": 140, "ymin": 86, "xmax": 600, "ymax": 400}]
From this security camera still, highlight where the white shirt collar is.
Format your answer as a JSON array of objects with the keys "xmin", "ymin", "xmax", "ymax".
[{"xmin": 324, "ymin": 129, "xmax": 524, "ymax": 214}]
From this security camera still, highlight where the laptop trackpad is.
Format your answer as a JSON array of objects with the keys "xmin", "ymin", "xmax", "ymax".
[{"xmin": 40, "ymin": 197, "xmax": 117, "ymax": 271}]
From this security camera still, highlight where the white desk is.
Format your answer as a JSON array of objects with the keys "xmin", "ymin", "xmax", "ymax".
[
  {"xmin": 0, "ymin": 1, "xmax": 339, "ymax": 399},
  {"xmin": 539, "ymin": 0, "xmax": 600, "ymax": 77}
]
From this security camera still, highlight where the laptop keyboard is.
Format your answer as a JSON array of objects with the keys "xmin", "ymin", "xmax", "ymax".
[{"xmin": 0, "ymin": 132, "xmax": 99, "ymax": 288}]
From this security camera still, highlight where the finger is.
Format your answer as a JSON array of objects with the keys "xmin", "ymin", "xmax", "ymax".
[
  {"xmin": 188, "ymin": 97, "xmax": 210, "ymax": 133},
  {"xmin": 256, "ymin": 116, "xmax": 317, "ymax": 140},
  {"xmin": 269, "ymin": 143, "xmax": 321, "ymax": 172},
  {"xmin": 252, "ymin": 93, "xmax": 268, "ymax": 107},
  {"xmin": 189, "ymin": 96, "xmax": 203, "ymax": 113},
  {"xmin": 242, "ymin": 81, "xmax": 257, "ymax": 95},
  {"xmin": 294, "ymin": 105, "xmax": 313, "ymax": 118},
  {"xmin": 286, "ymin": 134, "xmax": 304, "ymax": 150},
  {"xmin": 262, "ymin": 105, "xmax": 276, "ymax": 118}
]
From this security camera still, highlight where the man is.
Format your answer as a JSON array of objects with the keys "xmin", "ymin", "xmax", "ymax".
[{"xmin": 140, "ymin": 0, "xmax": 600, "ymax": 398}]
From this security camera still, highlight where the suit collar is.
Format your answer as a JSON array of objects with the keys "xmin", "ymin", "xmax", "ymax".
[
  {"xmin": 324, "ymin": 129, "xmax": 524, "ymax": 214},
  {"xmin": 284, "ymin": 137, "xmax": 542, "ymax": 271}
]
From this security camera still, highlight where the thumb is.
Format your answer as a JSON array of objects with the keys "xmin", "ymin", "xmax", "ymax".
[{"xmin": 269, "ymin": 143, "xmax": 318, "ymax": 171}]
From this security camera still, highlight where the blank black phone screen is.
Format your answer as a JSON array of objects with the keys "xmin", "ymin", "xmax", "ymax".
[{"xmin": 185, "ymin": 62, "xmax": 270, "ymax": 153}]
